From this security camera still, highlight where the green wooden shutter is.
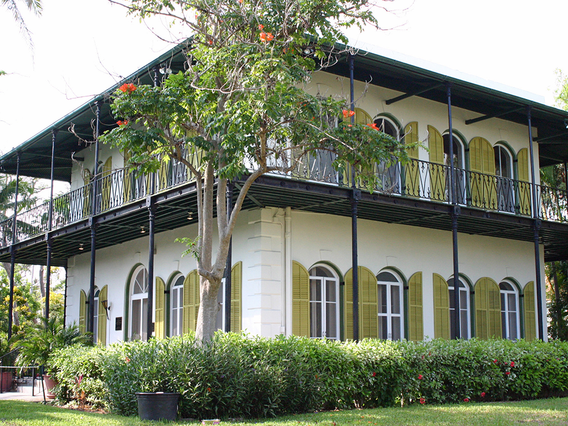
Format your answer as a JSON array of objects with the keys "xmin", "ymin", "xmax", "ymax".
[
  {"xmin": 344, "ymin": 267, "xmax": 378, "ymax": 339},
  {"xmin": 524, "ymin": 281, "xmax": 536, "ymax": 341},
  {"xmin": 428, "ymin": 126, "xmax": 445, "ymax": 201},
  {"xmin": 404, "ymin": 122, "xmax": 420, "ymax": 197},
  {"xmin": 79, "ymin": 290, "xmax": 87, "ymax": 334},
  {"xmin": 433, "ymin": 273, "xmax": 450, "ymax": 339},
  {"xmin": 292, "ymin": 261, "xmax": 310, "ymax": 337},
  {"xmin": 183, "ymin": 270, "xmax": 200, "ymax": 334},
  {"xmin": 97, "ymin": 286, "xmax": 107, "ymax": 345},
  {"xmin": 469, "ymin": 137, "xmax": 496, "ymax": 208},
  {"xmin": 517, "ymin": 148, "xmax": 531, "ymax": 216},
  {"xmin": 101, "ymin": 156, "xmax": 113, "ymax": 211},
  {"xmin": 155, "ymin": 277, "xmax": 165, "ymax": 339},
  {"xmin": 408, "ymin": 272, "xmax": 423, "ymax": 341},
  {"xmin": 123, "ymin": 151, "xmax": 132, "ymax": 203},
  {"xmin": 344, "ymin": 268, "xmax": 354, "ymax": 340},
  {"xmin": 82, "ymin": 170, "xmax": 92, "ymax": 217},
  {"xmin": 475, "ymin": 277, "xmax": 501, "ymax": 339},
  {"xmin": 359, "ymin": 267, "xmax": 378, "ymax": 339},
  {"xmin": 231, "ymin": 262, "xmax": 242, "ymax": 332},
  {"xmin": 158, "ymin": 158, "xmax": 169, "ymax": 191}
]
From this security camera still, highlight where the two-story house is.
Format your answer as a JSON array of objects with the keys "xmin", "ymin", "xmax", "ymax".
[{"xmin": 1, "ymin": 42, "xmax": 567, "ymax": 344}]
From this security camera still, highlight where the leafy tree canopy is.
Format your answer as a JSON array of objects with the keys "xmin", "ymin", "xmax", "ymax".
[{"xmin": 103, "ymin": 0, "xmax": 415, "ymax": 341}]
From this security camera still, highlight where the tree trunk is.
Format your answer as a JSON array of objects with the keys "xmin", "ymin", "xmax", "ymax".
[{"xmin": 195, "ymin": 275, "xmax": 222, "ymax": 342}]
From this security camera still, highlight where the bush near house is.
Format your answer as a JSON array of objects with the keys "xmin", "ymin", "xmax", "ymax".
[{"xmin": 50, "ymin": 334, "xmax": 568, "ymax": 418}]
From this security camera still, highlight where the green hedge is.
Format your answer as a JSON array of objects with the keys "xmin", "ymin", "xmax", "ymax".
[{"xmin": 50, "ymin": 334, "xmax": 568, "ymax": 418}]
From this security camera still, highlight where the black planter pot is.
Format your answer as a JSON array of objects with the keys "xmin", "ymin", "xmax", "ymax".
[{"xmin": 135, "ymin": 392, "xmax": 180, "ymax": 421}]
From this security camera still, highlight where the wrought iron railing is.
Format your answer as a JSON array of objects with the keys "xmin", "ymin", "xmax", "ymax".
[{"xmin": 0, "ymin": 155, "xmax": 567, "ymax": 248}]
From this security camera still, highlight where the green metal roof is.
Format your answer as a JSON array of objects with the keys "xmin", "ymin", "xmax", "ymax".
[{"xmin": 2, "ymin": 41, "xmax": 568, "ymax": 181}]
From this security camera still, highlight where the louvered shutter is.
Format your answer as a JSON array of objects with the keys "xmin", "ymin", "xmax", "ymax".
[
  {"xmin": 155, "ymin": 277, "xmax": 165, "ymax": 339},
  {"xmin": 183, "ymin": 270, "xmax": 200, "ymax": 334},
  {"xmin": 404, "ymin": 122, "xmax": 420, "ymax": 197},
  {"xmin": 292, "ymin": 261, "xmax": 310, "ymax": 337},
  {"xmin": 344, "ymin": 268, "xmax": 354, "ymax": 340},
  {"xmin": 408, "ymin": 272, "xmax": 423, "ymax": 341},
  {"xmin": 433, "ymin": 274, "xmax": 450, "ymax": 339},
  {"xmin": 428, "ymin": 126, "xmax": 445, "ymax": 201},
  {"xmin": 524, "ymin": 281, "xmax": 537, "ymax": 341},
  {"xmin": 79, "ymin": 290, "xmax": 87, "ymax": 334},
  {"xmin": 359, "ymin": 267, "xmax": 378, "ymax": 339},
  {"xmin": 231, "ymin": 262, "xmax": 242, "ymax": 332},
  {"xmin": 517, "ymin": 148, "xmax": 531, "ymax": 216},
  {"xmin": 101, "ymin": 157, "xmax": 113, "ymax": 211},
  {"xmin": 97, "ymin": 286, "xmax": 107, "ymax": 345},
  {"xmin": 475, "ymin": 277, "xmax": 501, "ymax": 339},
  {"xmin": 469, "ymin": 137, "xmax": 496, "ymax": 208}
]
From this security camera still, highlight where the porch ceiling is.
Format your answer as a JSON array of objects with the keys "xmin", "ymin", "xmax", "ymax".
[{"xmin": 1, "ymin": 176, "xmax": 567, "ymax": 266}]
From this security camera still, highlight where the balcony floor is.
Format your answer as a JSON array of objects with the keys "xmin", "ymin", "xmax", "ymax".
[{"xmin": 1, "ymin": 175, "xmax": 567, "ymax": 267}]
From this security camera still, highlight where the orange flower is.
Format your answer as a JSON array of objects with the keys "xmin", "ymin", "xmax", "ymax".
[
  {"xmin": 342, "ymin": 109, "xmax": 355, "ymax": 118},
  {"xmin": 117, "ymin": 120, "xmax": 128, "ymax": 126},
  {"xmin": 258, "ymin": 24, "xmax": 264, "ymax": 30},
  {"xmin": 207, "ymin": 387, "xmax": 212, "ymax": 392},
  {"xmin": 260, "ymin": 32, "xmax": 274, "ymax": 42},
  {"xmin": 367, "ymin": 122, "xmax": 379, "ymax": 131},
  {"xmin": 119, "ymin": 83, "xmax": 136, "ymax": 94}
]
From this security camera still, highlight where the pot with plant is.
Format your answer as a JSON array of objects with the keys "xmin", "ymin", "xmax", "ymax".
[{"xmin": 12, "ymin": 316, "xmax": 92, "ymax": 398}]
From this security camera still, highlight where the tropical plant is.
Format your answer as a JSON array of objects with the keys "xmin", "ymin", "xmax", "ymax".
[
  {"xmin": 12, "ymin": 316, "xmax": 92, "ymax": 371},
  {"xmin": 103, "ymin": 0, "xmax": 413, "ymax": 342}
]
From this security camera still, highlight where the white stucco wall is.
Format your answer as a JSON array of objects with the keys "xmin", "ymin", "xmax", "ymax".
[{"xmin": 65, "ymin": 206, "xmax": 545, "ymax": 344}]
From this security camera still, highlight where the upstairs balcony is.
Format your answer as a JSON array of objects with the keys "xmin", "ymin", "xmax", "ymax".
[{"xmin": 1, "ymin": 153, "xmax": 566, "ymax": 250}]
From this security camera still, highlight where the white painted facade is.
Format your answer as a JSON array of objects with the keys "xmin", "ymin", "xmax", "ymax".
[{"xmin": 63, "ymin": 67, "xmax": 546, "ymax": 344}]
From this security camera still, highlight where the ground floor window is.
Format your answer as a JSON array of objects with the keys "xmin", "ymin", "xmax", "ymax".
[
  {"xmin": 130, "ymin": 266, "xmax": 149, "ymax": 341},
  {"xmin": 170, "ymin": 274, "xmax": 184, "ymax": 337},
  {"xmin": 377, "ymin": 271, "xmax": 403, "ymax": 340},
  {"xmin": 500, "ymin": 281, "xmax": 519, "ymax": 340},
  {"xmin": 448, "ymin": 278, "xmax": 470, "ymax": 339},
  {"xmin": 309, "ymin": 265, "xmax": 339, "ymax": 339}
]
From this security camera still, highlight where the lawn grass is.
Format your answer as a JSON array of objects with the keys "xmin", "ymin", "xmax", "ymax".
[{"xmin": 0, "ymin": 398, "xmax": 567, "ymax": 425}]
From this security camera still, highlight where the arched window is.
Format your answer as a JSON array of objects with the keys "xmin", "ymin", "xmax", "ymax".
[
  {"xmin": 448, "ymin": 277, "xmax": 470, "ymax": 339},
  {"xmin": 377, "ymin": 270, "xmax": 404, "ymax": 340},
  {"xmin": 170, "ymin": 274, "xmax": 184, "ymax": 337},
  {"xmin": 494, "ymin": 145, "xmax": 515, "ymax": 212},
  {"xmin": 500, "ymin": 281, "xmax": 519, "ymax": 340},
  {"xmin": 93, "ymin": 289, "xmax": 100, "ymax": 342},
  {"xmin": 130, "ymin": 266, "xmax": 149, "ymax": 341},
  {"xmin": 309, "ymin": 265, "xmax": 339, "ymax": 339},
  {"xmin": 374, "ymin": 116, "xmax": 401, "ymax": 193}
]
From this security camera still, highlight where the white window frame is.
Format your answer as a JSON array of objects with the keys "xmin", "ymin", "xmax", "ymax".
[
  {"xmin": 309, "ymin": 265, "xmax": 340, "ymax": 339},
  {"xmin": 500, "ymin": 281, "xmax": 520, "ymax": 340},
  {"xmin": 376, "ymin": 270, "xmax": 404, "ymax": 341},
  {"xmin": 130, "ymin": 266, "xmax": 149, "ymax": 341},
  {"xmin": 170, "ymin": 274, "xmax": 184, "ymax": 337},
  {"xmin": 448, "ymin": 278, "xmax": 471, "ymax": 339}
]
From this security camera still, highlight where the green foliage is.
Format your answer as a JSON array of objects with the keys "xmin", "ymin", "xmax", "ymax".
[
  {"xmin": 50, "ymin": 344, "xmax": 107, "ymax": 408},
  {"xmin": 49, "ymin": 334, "xmax": 568, "ymax": 418},
  {"xmin": 12, "ymin": 316, "xmax": 92, "ymax": 371},
  {"xmin": 0, "ymin": 266, "xmax": 41, "ymax": 336}
]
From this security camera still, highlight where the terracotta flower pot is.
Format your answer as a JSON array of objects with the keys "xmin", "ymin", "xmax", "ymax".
[{"xmin": 43, "ymin": 374, "xmax": 57, "ymax": 399}]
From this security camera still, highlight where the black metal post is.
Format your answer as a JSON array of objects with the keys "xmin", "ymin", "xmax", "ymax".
[
  {"xmin": 63, "ymin": 266, "xmax": 68, "ymax": 328},
  {"xmin": 44, "ymin": 129, "xmax": 57, "ymax": 323},
  {"xmin": 45, "ymin": 238, "xmax": 52, "ymax": 320},
  {"xmin": 224, "ymin": 182, "xmax": 233, "ymax": 332},
  {"xmin": 527, "ymin": 107, "xmax": 544, "ymax": 340},
  {"xmin": 147, "ymin": 200, "xmax": 155, "ymax": 340},
  {"xmin": 447, "ymin": 82, "xmax": 461, "ymax": 339},
  {"xmin": 349, "ymin": 53, "xmax": 359, "ymax": 341},
  {"xmin": 88, "ymin": 218, "xmax": 97, "ymax": 339},
  {"xmin": 8, "ymin": 152, "xmax": 20, "ymax": 340}
]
